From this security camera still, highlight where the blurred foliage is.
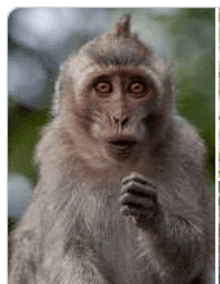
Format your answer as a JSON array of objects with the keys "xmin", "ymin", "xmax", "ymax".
[
  {"xmin": 8, "ymin": 104, "xmax": 49, "ymax": 182},
  {"xmin": 8, "ymin": 8, "xmax": 215, "ymax": 209}
]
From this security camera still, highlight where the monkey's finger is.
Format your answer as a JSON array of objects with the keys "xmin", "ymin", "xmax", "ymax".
[
  {"xmin": 122, "ymin": 173, "xmax": 155, "ymax": 189},
  {"xmin": 121, "ymin": 181, "xmax": 157, "ymax": 201},
  {"xmin": 119, "ymin": 193, "xmax": 155, "ymax": 209},
  {"xmin": 121, "ymin": 172, "xmax": 147, "ymax": 185}
]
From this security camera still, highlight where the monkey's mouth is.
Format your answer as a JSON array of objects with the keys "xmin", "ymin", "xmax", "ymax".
[
  {"xmin": 107, "ymin": 139, "xmax": 137, "ymax": 160},
  {"xmin": 108, "ymin": 140, "xmax": 137, "ymax": 149}
]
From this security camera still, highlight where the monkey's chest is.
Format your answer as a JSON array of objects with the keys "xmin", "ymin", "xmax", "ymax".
[{"xmin": 90, "ymin": 199, "xmax": 153, "ymax": 284}]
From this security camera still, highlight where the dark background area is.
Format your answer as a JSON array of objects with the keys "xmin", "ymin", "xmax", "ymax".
[{"xmin": 8, "ymin": 8, "xmax": 215, "ymax": 232}]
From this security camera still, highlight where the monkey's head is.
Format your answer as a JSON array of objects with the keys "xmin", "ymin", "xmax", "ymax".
[{"xmin": 54, "ymin": 15, "xmax": 176, "ymax": 165}]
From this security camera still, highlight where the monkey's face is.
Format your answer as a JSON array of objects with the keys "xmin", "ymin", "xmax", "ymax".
[{"xmin": 69, "ymin": 65, "xmax": 160, "ymax": 162}]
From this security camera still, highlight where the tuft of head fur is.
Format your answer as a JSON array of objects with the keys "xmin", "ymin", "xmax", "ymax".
[{"xmin": 109, "ymin": 14, "xmax": 131, "ymax": 36}]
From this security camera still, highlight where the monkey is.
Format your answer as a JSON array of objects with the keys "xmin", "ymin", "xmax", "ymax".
[{"xmin": 9, "ymin": 15, "xmax": 214, "ymax": 284}]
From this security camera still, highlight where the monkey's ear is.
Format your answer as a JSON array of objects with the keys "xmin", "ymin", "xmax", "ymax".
[{"xmin": 109, "ymin": 14, "xmax": 131, "ymax": 36}]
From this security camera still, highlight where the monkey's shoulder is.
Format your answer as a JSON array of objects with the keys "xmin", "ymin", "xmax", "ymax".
[{"xmin": 171, "ymin": 115, "xmax": 206, "ymax": 162}]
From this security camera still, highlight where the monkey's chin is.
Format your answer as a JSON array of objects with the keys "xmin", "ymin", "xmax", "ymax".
[{"xmin": 106, "ymin": 139, "xmax": 137, "ymax": 161}]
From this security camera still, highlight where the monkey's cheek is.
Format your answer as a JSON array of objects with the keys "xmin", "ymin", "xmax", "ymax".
[
  {"xmin": 90, "ymin": 123, "xmax": 102, "ymax": 139},
  {"xmin": 136, "ymin": 123, "xmax": 147, "ymax": 141}
]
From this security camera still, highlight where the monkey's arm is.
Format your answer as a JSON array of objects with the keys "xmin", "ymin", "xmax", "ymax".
[
  {"xmin": 119, "ymin": 171, "xmax": 213, "ymax": 283},
  {"xmin": 9, "ymin": 220, "xmax": 39, "ymax": 284}
]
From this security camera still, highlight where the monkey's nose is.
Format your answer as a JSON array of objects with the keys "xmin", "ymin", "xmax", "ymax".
[{"xmin": 112, "ymin": 116, "xmax": 129, "ymax": 132}]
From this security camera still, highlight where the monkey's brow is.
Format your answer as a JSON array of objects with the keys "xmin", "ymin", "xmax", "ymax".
[{"xmin": 88, "ymin": 49, "xmax": 149, "ymax": 67}]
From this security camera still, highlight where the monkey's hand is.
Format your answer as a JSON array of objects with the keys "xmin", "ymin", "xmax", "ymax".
[{"xmin": 119, "ymin": 173, "xmax": 159, "ymax": 229}]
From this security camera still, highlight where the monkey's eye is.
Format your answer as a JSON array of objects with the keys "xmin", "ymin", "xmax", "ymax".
[
  {"xmin": 94, "ymin": 82, "xmax": 112, "ymax": 95},
  {"xmin": 129, "ymin": 82, "xmax": 146, "ymax": 97}
]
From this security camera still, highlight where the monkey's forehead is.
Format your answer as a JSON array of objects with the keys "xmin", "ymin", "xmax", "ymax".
[
  {"xmin": 70, "ymin": 56, "xmax": 152, "ymax": 75},
  {"xmin": 67, "ymin": 48, "xmax": 166, "ymax": 82},
  {"xmin": 68, "ymin": 54, "xmax": 157, "ymax": 77}
]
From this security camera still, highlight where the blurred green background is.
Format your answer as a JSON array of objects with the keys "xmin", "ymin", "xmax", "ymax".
[{"xmin": 8, "ymin": 8, "xmax": 215, "ymax": 231}]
